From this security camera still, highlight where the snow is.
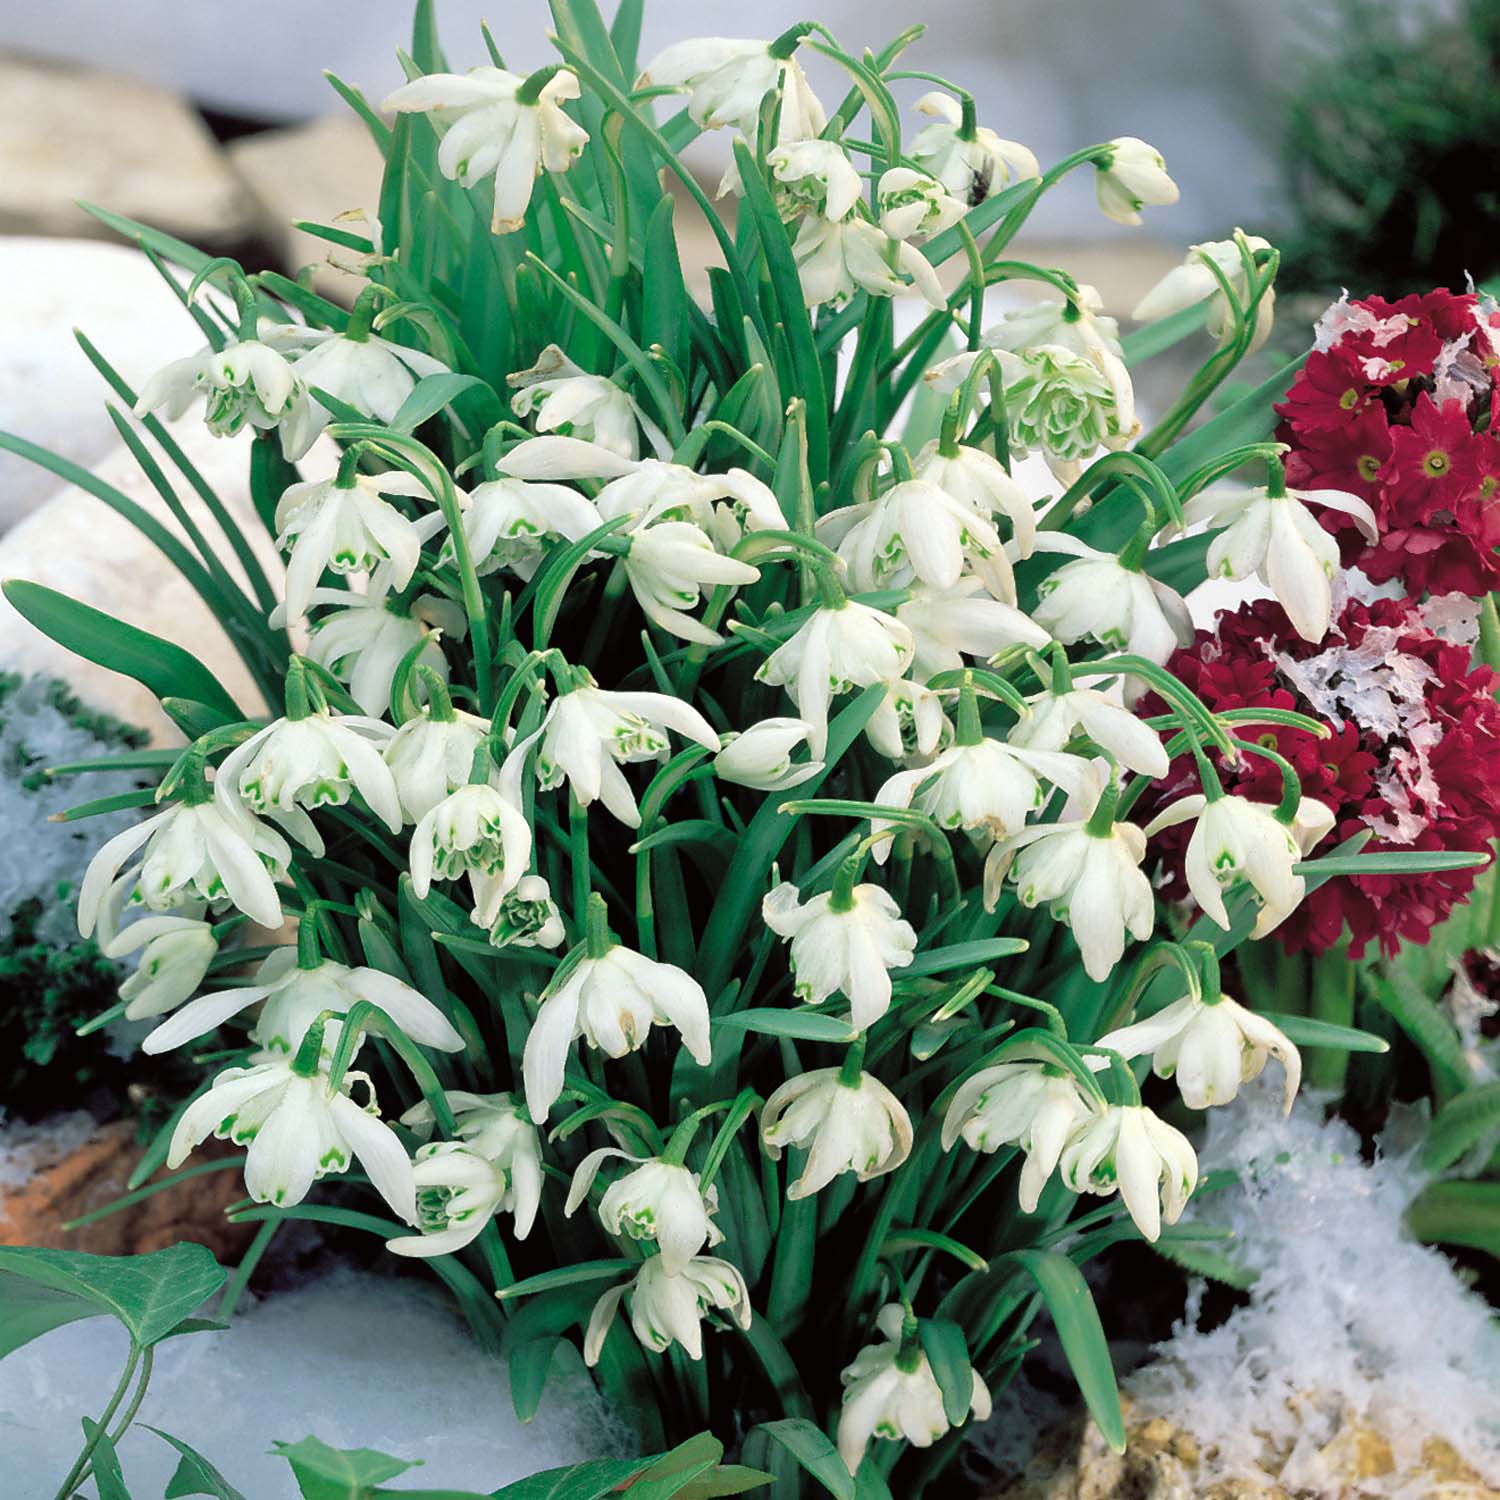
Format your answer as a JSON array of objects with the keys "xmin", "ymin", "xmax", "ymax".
[
  {"xmin": 1131, "ymin": 1080, "xmax": 1500, "ymax": 1493},
  {"xmin": 0, "ymin": 1110, "xmax": 97, "ymax": 1189},
  {"xmin": 0, "ymin": 1267, "xmax": 626, "ymax": 1496}
]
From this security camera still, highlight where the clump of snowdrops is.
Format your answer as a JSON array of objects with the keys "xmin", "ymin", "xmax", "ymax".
[{"xmin": 4, "ymin": 3, "xmax": 1481, "ymax": 1496}]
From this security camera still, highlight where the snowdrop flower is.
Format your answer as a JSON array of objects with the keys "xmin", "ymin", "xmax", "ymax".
[
  {"xmin": 1098, "ymin": 992, "xmax": 1302, "ymax": 1114},
  {"xmin": 1144, "ymin": 792, "xmax": 1335, "ymax": 938},
  {"xmin": 1182, "ymin": 482, "xmax": 1379, "ymax": 643},
  {"xmin": 909, "ymin": 91, "xmax": 1039, "ymax": 205},
  {"xmin": 1008, "ymin": 683, "xmax": 1170, "ymax": 778},
  {"xmin": 139, "ymin": 945, "xmax": 464, "ymax": 1056},
  {"xmin": 624, "ymin": 521, "xmax": 760, "ymax": 644},
  {"xmin": 100, "ymin": 906, "xmax": 219, "ymax": 1022},
  {"xmin": 79, "ymin": 796, "xmax": 289, "ymax": 936},
  {"xmin": 864, "ymin": 675, "xmax": 949, "ymax": 762},
  {"xmin": 566, "ymin": 1150, "xmax": 722, "ymax": 1274},
  {"xmin": 274, "ymin": 471, "xmax": 431, "ymax": 626},
  {"xmin": 767, "ymin": 139, "xmax": 863, "ymax": 222},
  {"xmin": 1133, "ymin": 233, "xmax": 1277, "ymax": 353},
  {"xmin": 135, "ymin": 338, "xmax": 319, "ymax": 461},
  {"xmin": 943, "ymin": 1062, "xmax": 1095, "ymax": 1212},
  {"xmin": 838, "ymin": 1304, "xmax": 992, "ymax": 1472},
  {"xmin": 897, "ymin": 580, "xmax": 1050, "ymax": 681},
  {"xmin": 982, "ymin": 284, "xmax": 1124, "ymax": 363},
  {"xmin": 517, "ymin": 679, "xmax": 720, "ymax": 829},
  {"xmin": 1059, "ymin": 1103, "xmax": 1198, "ymax": 1243},
  {"xmin": 996, "ymin": 344, "xmax": 1138, "ymax": 480},
  {"xmin": 401, "ymin": 1090, "xmax": 542, "ymax": 1237},
  {"xmin": 1093, "ymin": 137, "xmax": 1179, "ymax": 226},
  {"xmin": 508, "ymin": 345, "xmax": 666, "ymax": 459},
  {"xmin": 584, "ymin": 1253, "xmax": 751, "ymax": 1365},
  {"xmin": 302, "ymin": 590, "xmax": 461, "ymax": 717},
  {"xmin": 453, "ymin": 475, "xmax": 601, "ymax": 581},
  {"xmin": 410, "ymin": 778, "xmax": 533, "ymax": 927},
  {"xmin": 714, "ymin": 717, "xmax": 824, "ymax": 792},
  {"xmin": 167, "ymin": 1048, "xmax": 416, "ymax": 1222},
  {"xmin": 755, "ymin": 600, "xmax": 914, "ymax": 757},
  {"xmin": 638, "ymin": 37, "xmax": 821, "ymax": 139},
  {"xmin": 762, "ymin": 881, "xmax": 917, "ymax": 1032},
  {"xmin": 913, "ymin": 441, "xmax": 1039, "ymax": 559},
  {"xmin": 217, "ymin": 707, "xmax": 401, "ymax": 835},
  {"xmin": 523, "ymin": 928, "xmax": 712, "ymax": 1123},
  {"xmin": 483, "ymin": 874, "xmax": 566, "ymax": 950},
  {"xmin": 761, "ymin": 1067, "xmax": 913, "ymax": 1198},
  {"xmin": 387, "ymin": 1143, "xmax": 514, "ymax": 1257},
  {"xmin": 383, "ymin": 704, "xmax": 492, "ymax": 824},
  {"xmin": 791, "ymin": 214, "xmax": 945, "ymax": 310},
  {"xmin": 383, "ymin": 66, "xmax": 588, "ymax": 233},
  {"xmin": 877, "ymin": 168, "xmax": 966, "ymax": 241},
  {"xmin": 1031, "ymin": 535, "xmax": 1194, "ymax": 667}
]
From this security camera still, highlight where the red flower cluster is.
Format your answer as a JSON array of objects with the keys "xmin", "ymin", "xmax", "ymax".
[
  {"xmin": 1138, "ymin": 594, "xmax": 1500, "ymax": 957},
  {"xmin": 1275, "ymin": 288, "xmax": 1500, "ymax": 596}
]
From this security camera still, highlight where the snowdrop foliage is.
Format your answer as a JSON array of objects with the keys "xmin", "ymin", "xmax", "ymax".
[{"xmin": 26, "ymin": 5, "xmax": 1469, "ymax": 1492}]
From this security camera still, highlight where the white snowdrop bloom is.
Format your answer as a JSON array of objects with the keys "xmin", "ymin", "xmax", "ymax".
[
  {"xmin": 302, "ymin": 590, "xmax": 460, "ymax": 718},
  {"xmin": 943, "ymin": 1062, "xmax": 1095, "ymax": 1212},
  {"xmin": 99, "ymin": 904, "xmax": 219, "ymax": 1023},
  {"xmin": 79, "ymin": 797, "xmax": 290, "ymax": 937},
  {"xmin": 624, "ymin": 520, "xmax": 760, "ymax": 644},
  {"xmin": 523, "ymin": 943, "xmax": 712, "ymax": 1123},
  {"xmin": 909, "ymin": 90, "xmax": 1039, "ymax": 205},
  {"xmin": 1031, "ymin": 535, "xmax": 1194, "ymax": 666},
  {"xmin": 508, "ymin": 345, "xmax": 666, "ymax": 460},
  {"xmin": 766, "ymin": 139, "xmax": 863, "ymax": 221},
  {"xmin": 838, "ymin": 1303, "xmax": 992, "ymax": 1472},
  {"xmin": 566, "ymin": 1150, "xmax": 722, "ymax": 1274},
  {"xmin": 386, "ymin": 1143, "xmax": 513, "ymax": 1257},
  {"xmin": 483, "ymin": 873, "xmax": 567, "ymax": 950},
  {"xmin": 1008, "ymin": 684, "xmax": 1170, "ymax": 779},
  {"xmin": 791, "ymin": 214, "xmax": 945, "ymax": 310},
  {"xmin": 139, "ymin": 944, "xmax": 464, "ymax": 1057},
  {"xmin": 1093, "ymin": 137, "xmax": 1180, "ymax": 225},
  {"xmin": 755, "ymin": 601, "xmax": 914, "ymax": 758},
  {"xmin": 168, "ymin": 1047, "xmax": 416, "ymax": 1221},
  {"xmin": 584, "ymin": 1253, "xmax": 752, "ymax": 1366},
  {"xmin": 1133, "ymin": 234, "xmax": 1277, "ymax": 354},
  {"xmin": 762, "ymin": 881, "xmax": 917, "ymax": 1032},
  {"xmin": 995, "ymin": 344, "xmax": 1139, "ymax": 479},
  {"xmin": 877, "ymin": 167, "xmax": 966, "ymax": 241},
  {"xmin": 714, "ymin": 716, "xmax": 824, "ymax": 792},
  {"xmin": 216, "ymin": 709, "xmax": 401, "ymax": 835},
  {"xmin": 517, "ymin": 681, "xmax": 720, "ymax": 830},
  {"xmin": 982, "ymin": 283, "xmax": 1124, "ymax": 363},
  {"xmin": 1058, "ymin": 1103, "xmax": 1198, "ymax": 1243},
  {"xmin": 135, "ymin": 338, "xmax": 319, "ymax": 461},
  {"xmin": 383, "ymin": 705, "xmax": 492, "ymax": 824},
  {"xmin": 761, "ymin": 1068, "xmax": 913, "ymax": 1199},
  {"xmin": 864, "ymin": 675, "xmax": 949, "ymax": 763},
  {"xmin": 454, "ymin": 475, "xmax": 601, "ymax": 581},
  {"xmin": 410, "ymin": 779, "xmax": 533, "ymax": 927},
  {"xmin": 274, "ymin": 471, "xmax": 431, "ymax": 626},
  {"xmin": 896, "ymin": 579, "xmax": 1050, "ymax": 681},
  {"xmin": 1098, "ymin": 992, "xmax": 1302, "ymax": 1114},
  {"xmin": 400, "ymin": 1091, "xmax": 543, "ymax": 1238},
  {"xmin": 383, "ymin": 66, "xmax": 589, "ymax": 233},
  {"xmin": 638, "ymin": 37, "xmax": 821, "ymax": 138},
  {"xmin": 1144, "ymin": 792, "xmax": 1335, "ymax": 938},
  {"xmin": 1182, "ymin": 483, "xmax": 1380, "ymax": 644},
  {"xmin": 913, "ymin": 442, "xmax": 1039, "ymax": 560},
  {"xmin": 261, "ymin": 321, "xmax": 450, "ymax": 429}
]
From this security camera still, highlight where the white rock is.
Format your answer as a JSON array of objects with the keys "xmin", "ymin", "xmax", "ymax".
[{"xmin": 0, "ymin": 52, "xmax": 253, "ymax": 245}]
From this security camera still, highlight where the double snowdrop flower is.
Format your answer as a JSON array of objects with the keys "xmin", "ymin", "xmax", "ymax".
[
  {"xmin": 1008, "ymin": 682, "xmax": 1170, "ymax": 778},
  {"xmin": 1093, "ymin": 137, "xmax": 1179, "ymax": 226},
  {"xmin": 383, "ymin": 66, "xmax": 589, "ymax": 233},
  {"xmin": 409, "ymin": 771, "xmax": 533, "ymax": 928},
  {"xmin": 838, "ymin": 1304, "xmax": 992, "ymax": 1472},
  {"xmin": 762, "ymin": 880, "xmax": 917, "ymax": 1032},
  {"xmin": 1058, "ymin": 1103, "xmax": 1198, "ymax": 1243},
  {"xmin": 864, "ymin": 676, "xmax": 949, "ymax": 762},
  {"xmin": 1134, "ymin": 233, "xmax": 1277, "ymax": 353},
  {"xmin": 623, "ymin": 520, "xmax": 760, "ymax": 644},
  {"xmin": 452, "ymin": 475, "xmax": 601, "ymax": 582},
  {"xmin": 1182, "ymin": 481, "xmax": 1379, "ymax": 643},
  {"xmin": 909, "ymin": 91, "xmax": 1038, "ymax": 205},
  {"xmin": 566, "ymin": 1150, "xmax": 722, "ymax": 1273},
  {"xmin": 877, "ymin": 168, "xmax": 966, "ymax": 241},
  {"xmin": 584, "ymin": 1253, "xmax": 751, "ymax": 1366},
  {"xmin": 896, "ymin": 580, "xmax": 1050, "ymax": 680},
  {"xmin": 767, "ymin": 140, "xmax": 863, "ymax": 222},
  {"xmin": 484, "ymin": 874, "xmax": 566, "ymax": 951},
  {"xmin": 383, "ymin": 704, "xmax": 493, "ymax": 824},
  {"xmin": 995, "ymin": 344, "xmax": 1138, "ymax": 480},
  {"xmin": 943, "ymin": 1062, "xmax": 1096, "ymax": 1213},
  {"xmin": 508, "ymin": 345, "xmax": 667, "ymax": 459},
  {"xmin": 791, "ymin": 214, "xmax": 945, "ymax": 311},
  {"xmin": 97, "ymin": 897, "xmax": 218, "ymax": 1022},
  {"xmin": 761, "ymin": 1067, "xmax": 913, "ymax": 1199},
  {"xmin": 1098, "ymin": 992, "xmax": 1302, "ymax": 1113},
  {"xmin": 638, "ymin": 37, "xmax": 822, "ymax": 139},
  {"xmin": 714, "ymin": 716, "xmax": 823, "ymax": 792},
  {"xmin": 913, "ymin": 441, "xmax": 1039, "ymax": 560},
  {"xmin": 983, "ymin": 283, "xmax": 1124, "ymax": 365}
]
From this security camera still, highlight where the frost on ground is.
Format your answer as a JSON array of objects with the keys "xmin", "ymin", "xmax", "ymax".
[
  {"xmin": 1130, "ymin": 1080, "xmax": 1500, "ymax": 1494},
  {"xmin": 0, "ymin": 1267, "xmax": 627, "ymax": 1496}
]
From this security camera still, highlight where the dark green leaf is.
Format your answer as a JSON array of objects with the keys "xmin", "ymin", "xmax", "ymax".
[
  {"xmin": 391, "ymin": 373, "xmax": 503, "ymax": 434},
  {"xmin": 272, "ymin": 1436, "xmax": 416, "ymax": 1499},
  {"xmin": 714, "ymin": 1009, "xmax": 859, "ymax": 1043},
  {"xmin": 1407, "ymin": 1181, "xmax": 1500, "ymax": 1258},
  {"xmin": 918, "ymin": 1318, "xmax": 974, "ymax": 1425},
  {"xmin": 901, "ymin": 939, "xmax": 1028, "ymax": 978},
  {"xmin": 83, "ymin": 1417, "xmax": 135, "ymax": 1500},
  {"xmin": 754, "ymin": 1420, "xmax": 853, "ymax": 1500},
  {"xmin": 1258, "ymin": 1012, "xmax": 1389, "ymax": 1055},
  {"xmin": 1424, "ymin": 1082, "xmax": 1500, "ymax": 1172},
  {"xmin": 150, "ymin": 1425, "xmax": 250, "ymax": 1500}
]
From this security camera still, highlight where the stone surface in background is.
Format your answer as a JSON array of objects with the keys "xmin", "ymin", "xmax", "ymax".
[{"xmin": 0, "ymin": 52, "xmax": 253, "ymax": 245}]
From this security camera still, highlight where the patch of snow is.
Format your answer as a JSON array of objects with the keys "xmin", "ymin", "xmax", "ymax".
[
  {"xmin": 0, "ymin": 1267, "xmax": 627, "ymax": 1496},
  {"xmin": 0, "ymin": 1110, "xmax": 98, "ymax": 1189},
  {"xmin": 1417, "ymin": 591, "xmax": 1481, "ymax": 647}
]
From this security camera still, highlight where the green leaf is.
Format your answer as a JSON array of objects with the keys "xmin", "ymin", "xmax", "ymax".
[
  {"xmin": 1293, "ymin": 850, "xmax": 1489, "ymax": 877},
  {"xmin": 1258, "ymin": 1012, "xmax": 1389, "ymax": 1055},
  {"xmin": 918, "ymin": 1318, "xmax": 974, "ymax": 1425},
  {"xmin": 1407, "ymin": 1181, "xmax": 1500, "ymax": 1258},
  {"xmin": 495, "ymin": 1259, "xmax": 629, "ymax": 1302},
  {"xmin": 754, "ymin": 1419, "xmax": 853, "ymax": 1500},
  {"xmin": 2, "ymin": 579, "xmax": 241, "ymax": 719},
  {"xmin": 1424, "ymin": 1082, "xmax": 1500, "ymax": 1172},
  {"xmin": 149, "ymin": 1426, "xmax": 249, "ymax": 1500},
  {"xmin": 901, "ymin": 939, "xmax": 1029, "ymax": 978},
  {"xmin": 83, "ymin": 1417, "xmax": 135, "ymax": 1500},
  {"xmin": 0, "ymin": 1243, "xmax": 225, "ymax": 1356},
  {"xmin": 674, "ymin": 1467, "xmax": 774, "ymax": 1499},
  {"xmin": 487, "ymin": 1456, "xmax": 655, "ymax": 1500},
  {"xmin": 714, "ymin": 1009, "xmax": 859, "ymax": 1043},
  {"xmin": 78, "ymin": 201, "xmax": 215, "ymax": 275},
  {"xmin": 272, "ymin": 1436, "xmax": 417, "ymax": 1500},
  {"xmin": 390, "ymin": 373, "xmax": 503, "ymax": 435},
  {"xmin": 1121, "ymin": 302, "xmax": 1208, "ymax": 366}
]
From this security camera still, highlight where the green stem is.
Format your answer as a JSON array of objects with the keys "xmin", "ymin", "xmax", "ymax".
[{"xmin": 52, "ymin": 1340, "xmax": 141, "ymax": 1500}]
